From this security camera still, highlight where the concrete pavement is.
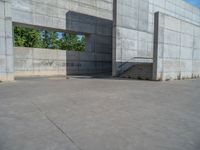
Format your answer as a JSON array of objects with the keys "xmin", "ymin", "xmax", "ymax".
[{"xmin": 0, "ymin": 77, "xmax": 200, "ymax": 150}]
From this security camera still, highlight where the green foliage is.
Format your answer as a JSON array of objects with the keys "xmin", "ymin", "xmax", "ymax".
[
  {"xmin": 14, "ymin": 27, "xmax": 43, "ymax": 48},
  {"xmin": 14, "ymin": 26, "xmax": 86, "ymax": 51},
  {"xmin": 59, "ymin": 33, "xmax": 86, "ymax": 51}
]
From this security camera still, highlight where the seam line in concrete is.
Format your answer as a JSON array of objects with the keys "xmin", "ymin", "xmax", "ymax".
[{"xmin": 30, "ymin": 101, "xmax": 83, "ymax": 150}]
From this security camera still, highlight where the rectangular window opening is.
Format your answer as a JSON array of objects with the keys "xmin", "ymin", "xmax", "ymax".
[{"xmin": 14, "ymin": 26, "xmax": 87, "ymax": 52}]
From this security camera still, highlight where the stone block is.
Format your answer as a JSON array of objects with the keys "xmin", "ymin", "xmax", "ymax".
[
  {"xmin": 47, "ymin": 49, "xmax": 58, "ymax": 60},
  {"xmin": 14, "ymin": 47, "xmax": 33, "ymax": 59},
  {"xmin": 181, "ymin": 34, "xmax": 193, "ymax": 48},
  {"xmin": 0, "ymin": 1, "xmax": 4, "ymax": 19},
  {"xmin": 6, "ymin": 55, "xmax": 13, "ymax": 73},
  {"xmin": 4, "ymin": 2, "xmax": 11, "ymax": 18},
  {"xmin": 163, "ymin": 72, "xmax": 181, "ymax": 81},
  {"xmin": 0, "ymin": 37, "xmax": 6, "ymax": 55},
  {"xmin": 0, "ymin": 55, "xmax": 6, "ymax": 73},
  {"xmin": 193, "ymin": 50, "xmax": 200, "ymax": 60},
  {"xmin": 194, "ymin": 37, "xmax": 200, "ymax": 49},
  {"xmin": 5, "ymin": 37, "xmax": 13, "ymax": 55},
  {"xmin": 163, "ymin": 44, "xmax": 180, "ymax": 59},
  {"xmin": 12, "ymin": 10, "xmax": 33, "ymax": 25},
  {"xmin": 181, "ymin": 21, "xmax": 194, "ymax": 35},
  {"xmin": 165, "ymin": 15, "xmax": 181, "ymax": 32},
  {"xmin": 15, "ymin": 58, "xmax": 33, "ymax": 71},
  {"xmin": 181, "ymin": 72, "xmax": 193, "ymax": 79},
  {"xmin": 0, "ymin": 72, "xmax": 7, "ymax": 81},
  {"xmin": 180, "ymin": 47, "xmax": 193, "ymax": 59},
  {"xmin": 163, "ymin": 58, "xmax": 180, "ymax": 72},
  {"xmin": 33, "ymin": 48, "xmax": 48, "ymax": 59},
  {"xmin": 57, "ymin": 50, "xmax": 66, "ymax": 61},
  {"xmin": 180, "ymin": 60, "xmax": 193, "ymax": 72},
  {"xmin": 164, "ymin": 29, "xmax": 180, "ymax": 45},
  {"xmin": 0, "ymin": 19, "xmax": 5, "ymax": 36},
  {"xmin": 5, "ymin": 18, "xmax": 12, "ymax": 37}
]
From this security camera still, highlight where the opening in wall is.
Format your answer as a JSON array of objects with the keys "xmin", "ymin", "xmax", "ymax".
[
  {"xmin": 14, "ymin": 26, "xmax": 87, "ymax": 52},
  {"xmin": 13, "ymin": 21, "xmax": 112, "ymax": 77}
]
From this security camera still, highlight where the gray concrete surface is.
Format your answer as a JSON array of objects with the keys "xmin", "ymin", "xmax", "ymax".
[
  {"xmin": 14, "ymin": 46, "xmax": 112, "ymax": 77},
  {"xmin": 113, "ymin": 0, "xmax": 200, "ymax": 80},
  {"xmin": 0, "ymin": 0, "xmax": 113, "ymax": 81},
  {"xmin": 1, "ymin": 0, "xmax": 200, "ymax": 81},
  {"xmin": 0, "ymin": 77, "xmax": 200, "ymax": 150},
  {"xmin": 14, "ymin": 47, "xmax": 67, "ymax": 77},
  {"xmin": 0, "ymin": 0, "xmax": 14, "ymax": 81},
  {"xmin": 153, "ymin": 12, "xmax": 200, "ymax": 81}
]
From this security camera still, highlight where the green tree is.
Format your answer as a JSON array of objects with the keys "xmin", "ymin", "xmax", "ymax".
[
  {"xmin": 49, "ymin": 32, "xmax": 59, "ymax": 49},
  {"xmin": 41, "ymin": 30, "xmax": 50, "ymax": 48},
  {"xmin": 59, "ymin": 33, "xmax": 86, "ymax": 51},
  {"xmin": 14, "ymin": 27, "xmax": 26, "ymax": 46},
  {"xmin": 14, "ymin": 26, "xmax": 86, "ymax": 51},
  {"xmin": 14, "ymin": 26, "xmax": 43, "ymax": 48},
  {"xmin": 41, "ymin": 30, "xmax": 59, "ymax": 49}
]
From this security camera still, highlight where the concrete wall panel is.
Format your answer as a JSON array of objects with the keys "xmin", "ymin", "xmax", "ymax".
[
  {"xmin": 1, "ymin": 0, "xmax": 113, "ymax": 81},
  {"xmin": 113, "ymin": 0, "xmax": 200, "ymax": 80},
  {"xmin": 67, "ymin": 51, "xmax": 112, "ymax": 75},
  {"xmin": 1, "ymin": 0, "xmax": 200, "ymax": 81},
  {"xmin": 153, "ymin": 12, "xmax": 200, "ymax": 81},
  {"xmin": 0, "ymin": 0, "xmax": 14, "ymax": 81},
  {"xmin": 14, "ymin": 47, "xmax": 67, "ymax": 77}
]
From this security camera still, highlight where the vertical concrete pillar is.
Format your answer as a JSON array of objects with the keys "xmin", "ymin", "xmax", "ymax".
[
  {"xmin": 0, "ymin": 0, "xmax": 14, "ymax": 81},
  {"xmin": 152, "ymin": 12, "xmax": 160, "ymax": 81},
  {"xmin": 112, "ymin": 0, "xmax": 117, "ymax": 76}
]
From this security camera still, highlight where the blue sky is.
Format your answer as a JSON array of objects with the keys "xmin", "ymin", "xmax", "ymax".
[{"xmin": 185, "ymin": 0, "xmax": 200, "ymax": 8}]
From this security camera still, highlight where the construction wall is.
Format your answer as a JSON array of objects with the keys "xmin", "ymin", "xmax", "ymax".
[
  {"xmin": 0, "ymin": 0, "xmax": 113, "ymax": 81},
  {"xmin": 67, "ymin": 51, "xmax": 111, "ymax": 75},
  {"xmin": 14, "ymin": 47, "xmax": 66, "ymax": 77},
  {"xmin": 14, "ymin": 47, "xmax": 112, "ymax": 77},
  {"xmin": 153, "ymin": 12, "xmax": 200, "ymax": 81},
  {"xmin": 113, "ymin": 0, "xmax": 200, "ymax": 80},
  {"xmin": 11, "ymin": 0, "xmax": 113, "ymax": 29},
  {"xmin": 1, "ymin": 0, "xmax": 200, "ymax": 81},
  {"xmin": 0, "ymin": 0, "xmax": 14, "ymax": 81}
]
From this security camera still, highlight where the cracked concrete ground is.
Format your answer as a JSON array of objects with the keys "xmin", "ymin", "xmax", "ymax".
[{"xmin": 0, "ymin": 77, "xmax": 200, "ymax": 150}]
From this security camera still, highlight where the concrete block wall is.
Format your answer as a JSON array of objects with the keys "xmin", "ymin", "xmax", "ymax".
[
  {"xmin": 67, "ymin": 51, "xmax": 112, "ymax": 75},
  {"xmin": 14, "ymin": 47, "xmax": 66, "ymax": 77},
  {"xmin": 11, "ymin": 0, "xmax": 113, "ymax": 29},
  {"xmin": 11, "ymin": 0, "xmax": 113, "ymax": 60},
  {"xmin": 65, "ymin": 12, "xmax": 112, "ymax": 75},
  {"xmin": 0, "ymin": 0, "xmax": 14, "ymax": 81},
  {"xmin": 121, "ymin": 63, "xmax": 153, "ymax": 80},
  {"xmin": 113, "ymin": 0, "xmax": 200, "ymax": 80},
  {"xmin": 1, "ymin": 0, "xmax": 113, "ymax": 81},
  {"xmin": 1, "ymin": 0, "xmax": 200, "ymax": 81},
  {"xmin": 113, "ymin": 0, "xmax": 154, "ymax": 77},
  {"xmin": 153, "ymin": 12, "xmax": 200, "ymax": 81}
]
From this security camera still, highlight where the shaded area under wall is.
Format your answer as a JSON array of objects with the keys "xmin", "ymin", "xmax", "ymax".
[
  {"xmin": 119, "ymin": 62, "xmax": 153, "ymax": 80},
  {"xmin": 65, "ymin": 11, "xmax": 113, "ymax": 75},
  {"xmin": 67, "ymin": 51, "xmax": 112, "ymax": 75}
]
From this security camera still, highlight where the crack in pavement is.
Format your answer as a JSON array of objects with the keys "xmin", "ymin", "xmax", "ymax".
[{"xmin": 30, "ymin": 101, "xmax": 83, "ymax": 150}]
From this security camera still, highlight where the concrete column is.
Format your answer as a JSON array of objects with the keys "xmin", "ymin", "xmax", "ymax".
[
  {"xmin": 112, "ymin": 0, "xmax": 117, "ymax": 76},
  {"xmin": 152, "ymin": 12, "xmax": 160, "ymax": 81},
  {"xmin": 0, "ymin": 0, "xmax": 14, "ymax": 81}
]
